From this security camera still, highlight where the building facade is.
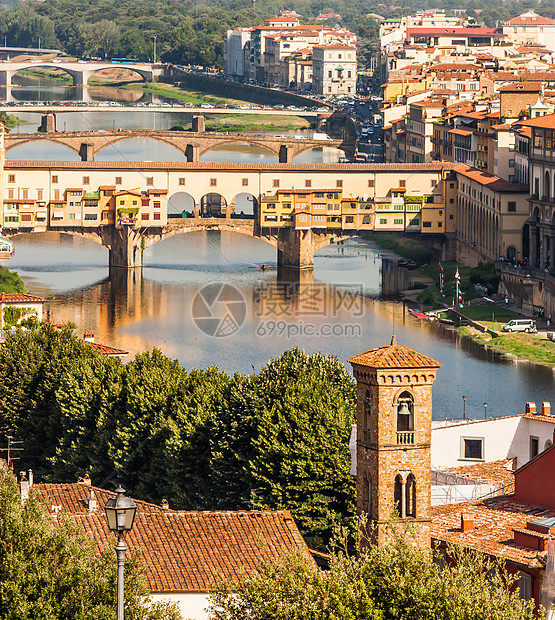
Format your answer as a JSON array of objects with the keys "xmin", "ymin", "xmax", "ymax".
[{"xmin": 312, "ymin": 45, "xmax": 357, "ymax": 95}]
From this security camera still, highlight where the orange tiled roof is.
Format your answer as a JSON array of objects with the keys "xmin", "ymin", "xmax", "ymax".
[
  {"xmin": 517, "ymin": 113, "xmax": 555, "ymax": 129},
  {"xmin": 432, "ymin": 495, "xmax": 553, "ymax": 568},
  {"xmin": 35, "ymin": 482, "xmax": 312, "ymax": 593},
  {"xmin": 504, "ymin": 12, "xmax": 555, "ymax": 26},
  {"xmin": 86, "ymin": 341, "xmax": 129, "ymax": 357},
  {"xmin": 454, "ymin": 164, "xmax": 529, "ymax": 192},
  {"xmin": 349, "ymin": 339, "xmax": 441, "ymax": 369},
  {"xmin": 0, "ymin": 293, "xmax": 45, "ymax": 303},
  {"xmin": 444, "ymin": 459, "xmax": 515, "ymax": 491}
]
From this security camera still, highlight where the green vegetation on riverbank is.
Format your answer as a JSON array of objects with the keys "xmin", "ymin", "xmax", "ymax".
[
  {"xmin": 365, "ymin": 233, "xmax": 436, "ymax": 263},
  {"xmin": 0, "ymin": 266, "xmax": 25, "ymax": 294},
  {"xmin": 458, "ymin": 326, "xmax": 555, "ymax": 366},
  {"xmin": 205, "ymin": 114, "xmax": 311, "ymax": 133},
  {"xmin": 121, "ymin": 81, "xmax": 245, "ymax": 105}
]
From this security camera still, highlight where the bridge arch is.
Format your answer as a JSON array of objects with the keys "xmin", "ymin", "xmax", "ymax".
[
  {"xmin": 95, "ymin": 137, "xmax": 187, "ymax": 162},
  {"xmin": 85, "ymin": 66, "xmax": 149, "ymax": 85},
  {"xmin": 167, "ymin": 191, "xmax": 196, "ymax": 219},
  {"xmin": 231, "ymin": 192, "xmax": 257, "ymax": 219},
  {"xmin": 200, "ymin": 193, "xmax": 228, "ymax": 218},
  {"xmin": 198, "ymin": 141, "xmax": 279, "ymax": 162},
  {"xmin": 5, "ymin": 140, "xmax": 81, "ymax": 161},
  {"xmin": 292, "ymin": 145, "xmax": 344, "ymax": 163},
  {"xmin": 10, "ymin": 63, "xmax": 80, "ymax": 86}
]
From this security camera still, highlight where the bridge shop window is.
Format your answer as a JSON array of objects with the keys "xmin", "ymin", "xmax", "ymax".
[
  {"xmin": 83, "ymin": 176, "xmax": 90, "ymax": 185},
  {"xmin": 399, "ymin": 180, "xmax": 406, "ymax": 188},
  {"xmin": 8, "ymin": 175, "xmax": 15, "ymax": 183},
  {"xmin": 336, "ymin": 180, "xmax": 343, "ymax": 188},
  {"xmin": 146, "ymin": 177, "xmax": 154, "ymax": 186},
  {"xmin": 52, "ymin": 176, "xmax": 58, "ymax": 184},
  {"xmin": 368, "ymin": 180, "xmax": 374, "ymax": 188},
  {"xmin": 141, "ymin": 213, "xmax": 149, "ymax": 220},
  {"xmin": 305, "ymin": 179, "xmax": 311, "ymax": 187},
  {"xmin": 210, "ymin": 178, "xmax": 217, "ymax": 187},
  {"xmin": 179, "ymin": 178, "xmax": 186, "ymax": 186},
  {"xmin": 115, "ymin": 177, "xmax": 122, "ymax": 185},
  {"xmin": 242, "ymin": 178, "xmax": 248, "ymax": 186},
  {"xmin": 273, "ymin": 179, "xmax": 280, "ymax": 188}
]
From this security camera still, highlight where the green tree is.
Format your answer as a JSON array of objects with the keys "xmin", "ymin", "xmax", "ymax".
[
  {"xmin": 209, "ymin": 523, "xmax": 540, "ymax": 620},
  {"xmin": 0, "ymin": 467, "xmax": 180, "ymax": 620},
  {"xmin": 209, "ymin": 348, "xmax": 356, "ymax": 549},
  {"xmin": 0, "ymin": 266, "xmax": 26, "ymax": 294}
]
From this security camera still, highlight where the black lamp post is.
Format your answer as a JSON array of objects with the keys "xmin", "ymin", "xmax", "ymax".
[
  {"xmin": 104, "ymin": 486, "xmax": 137, "ymax": 620},
  {"xmin": 483, "ymin": 402, "xmax": 488, "ymax": 419},
  {"xmin": 462, "ymin": 395, "xmax": 466, "ymax": 421}
]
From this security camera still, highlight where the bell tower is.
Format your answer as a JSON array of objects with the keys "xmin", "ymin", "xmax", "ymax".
[{"xmin": 348, "ymin": 336, "xmax": 441, "ymax": 547}]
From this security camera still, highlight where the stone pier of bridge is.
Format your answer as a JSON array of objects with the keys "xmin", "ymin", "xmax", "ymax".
[{"xmin": 100, "ymin": 219, "xmax": 341, "ymax": 271}]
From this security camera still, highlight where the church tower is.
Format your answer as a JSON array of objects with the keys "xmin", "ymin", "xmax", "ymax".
[{"xmin": 348, "ymin": 336, "xmax": 441, "ymax": 547}]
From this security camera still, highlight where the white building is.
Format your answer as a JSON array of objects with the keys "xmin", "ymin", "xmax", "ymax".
[
  {"xmin": 503, "ymin": 11, "xmax": 555, "ymax": 52},
  {"xmin": 224, "ymin": 28, "xmax": 252, "ymax": 77},
  {"xmin": 312, "ymin": 44, "xmax": 357, "ymax": 95}
]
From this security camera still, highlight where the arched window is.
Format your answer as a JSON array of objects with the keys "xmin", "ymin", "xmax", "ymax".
[
  {"xmin": 394, "ymin": 474, "xmax": 403, "ymax": 517},
  {"xmin": 406, "ymin": 474, "xmax": 416, "ymax": 518},
  {"xmin": 545, "ymin": 439, "xmax": 553, "ymax": 451},
  {"xmin": 545, "ymin": 171, "xmax": 551, "ymax": 200},
  {"xmin": 396, "ymin": 391, "xmax": 414, "ymax": 432}
]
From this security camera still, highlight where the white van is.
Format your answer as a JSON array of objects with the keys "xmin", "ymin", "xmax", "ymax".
[{"xmin": 502, "ymin": 319, "xmax": 537, "ymax": 333}]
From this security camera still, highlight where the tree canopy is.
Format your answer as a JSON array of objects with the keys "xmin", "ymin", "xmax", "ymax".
[
  {"xmin": 209, "ymin": 523, "xmax": 541, "ymax": 620},
  {"xmin": 0, "ymin": 327, "xmax": 356, "ymax": 549}
]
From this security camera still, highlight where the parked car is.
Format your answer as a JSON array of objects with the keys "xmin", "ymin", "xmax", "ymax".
[{"xmin": 502, "ymin": 319, "xmax": 537, "ymax": 333}]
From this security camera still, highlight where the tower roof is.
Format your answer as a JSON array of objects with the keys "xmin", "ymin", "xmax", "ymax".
[{"xmin": 348, "ymin": 337, "xmax": 442, "ymax": 369}]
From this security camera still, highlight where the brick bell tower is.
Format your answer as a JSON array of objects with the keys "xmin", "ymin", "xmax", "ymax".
[{"xmin": 348, "ymin": 336, "xmax": 442, "ymax": 547}]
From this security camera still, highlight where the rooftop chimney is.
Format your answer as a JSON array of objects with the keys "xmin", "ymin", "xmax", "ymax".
[
  {"xmin": 525, "ymin": 402, "xmax": 536, "ymax": 414},
  {"xmin": 542, "ymin": 402, "xmax": 551, "ymax": 417},
  {"xmin": 461, "ymin": 513, "xmax": 474, "ymax": 533},
  {"xmin": 77, "ymin": 474, "xmax": 91, "ymax": 485},
  {"xmin": 19, "ymin": 471, "xmax": 30, "ymax": 501},
  {"xmin": 88, "ymin": 489, "xmax": 97, "ymax": 513},
  {"xmin": 83, "ymin": 332, "xmax": 95, "ymax": 343},
  {"xmin": 161, "ymin": 499, "xmax": 169, "ymax": 510}
]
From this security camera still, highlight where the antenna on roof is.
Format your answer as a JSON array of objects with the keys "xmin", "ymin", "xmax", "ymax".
[{"xmin": 0, "ymin": 435, "xmax": 23, "ymax": 467}]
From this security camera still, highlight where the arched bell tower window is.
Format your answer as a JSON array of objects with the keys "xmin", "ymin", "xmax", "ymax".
[
  {"xmin": 406, "ymin": 474, "xmax": 416, "ymax": 518},
  {"xmin": 363, "ymin": 390, "xmax": 372, "ymax": 444},
  {"xmin": 394, "ymin": 474, "xmax": 403, "ymax": 517},
  {"xmin": 396, "ymin": 391, "xmax": 414, "ymax": 444}
]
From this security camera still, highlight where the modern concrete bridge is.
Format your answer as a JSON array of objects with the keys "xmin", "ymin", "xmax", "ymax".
[
  {"xmin": 4, "ymin": 128, "xmax": 351, "ymax": 162},
  {"xmin": 0, "ymin": 61, "xmax": 165, "ymax": 86}
]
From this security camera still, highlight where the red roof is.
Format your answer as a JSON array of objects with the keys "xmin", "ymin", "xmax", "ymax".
[
  {"xmin": 504, "ymin": 12, "xmax": 555, "ymax": 26},
  {"xmin": 86, "ymin": 341, "xmax": 129, "ymax": 357},
  {"xmin": 407, "ymin": 27, "xmax": 501, "ymax": 38},
  {"xmin": 35, "ymin": 482, "xmax": 312, "ymax": 593},
  {"xmin": 348, "ymin": 337, "xmax": 442, "ymax": 369},
  {"xmin": 0, "ymin": 293, "xmax": 45, "ymax": 303}
]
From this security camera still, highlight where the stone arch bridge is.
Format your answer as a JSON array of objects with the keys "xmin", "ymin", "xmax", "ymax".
[
  {"xmin": 4, "ymin": 129, "xmax": 352, "ymax": 163},
  {"xmin": 0, "ymin": 61, "xmax": 164, "ymax": 86},
  {"xmin": 7, "ymin": 219, "xmax": 356, "ymax": 270}
]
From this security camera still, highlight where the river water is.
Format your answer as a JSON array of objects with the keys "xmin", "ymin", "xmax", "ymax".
[{"xmin": 3, "ymin": 79, "xmax": 554, "ymax": 420}]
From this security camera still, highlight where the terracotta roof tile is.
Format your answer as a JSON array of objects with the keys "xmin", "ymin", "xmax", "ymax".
[
  {"xmin": 432, "ymin": 494, "xmax": 553, "ymax": 568},
  {"xmin": 444, "ymin": 459, "xmax": 515, "ymax": 491},
  {"xmin": 86, "ymin": 342, "xmax": 129, "ymax": 357},
  {"xmin": 0, "ymin": 293, "xmax": 45, "ymax": 303},
  {"xmin": 349, "ymin": 339, "xmax": 442, "ymax": 369},
  {"xmin": 36, "ymin": 483, "xmax": 312, "ymax": 592}
]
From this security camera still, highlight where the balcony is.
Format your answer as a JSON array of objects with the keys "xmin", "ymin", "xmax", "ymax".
[{"xmin": 397, "ymin": 431, "xmax": 415, "ymax": 445}]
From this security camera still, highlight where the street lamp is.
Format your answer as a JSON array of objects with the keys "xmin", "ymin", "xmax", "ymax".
[
  {"xmin": 462, "ymin": 395, "xmax": 466, "ymax": 421},
  {"xmin": 104, "ymin": 486, "xmax": 137, "ymax": 620},
  {"xmin": 483, "ymin": 402, "xmax": 488, "ymax": 419}
]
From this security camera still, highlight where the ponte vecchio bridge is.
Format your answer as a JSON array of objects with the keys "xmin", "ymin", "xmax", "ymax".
[{"xmin": 1, "ymin": 160, "xmax": 454, "ymax": 269}]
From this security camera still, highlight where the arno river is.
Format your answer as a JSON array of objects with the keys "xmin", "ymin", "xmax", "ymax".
[{"xmin": 3, "ymin": 79, "xmax": 555, "ymax": 419}]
